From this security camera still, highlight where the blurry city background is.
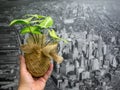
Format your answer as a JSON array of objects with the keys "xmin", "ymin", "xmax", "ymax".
[{"xmin": 0, "ymin": 0, "xmax": 120, "ymax": 90}]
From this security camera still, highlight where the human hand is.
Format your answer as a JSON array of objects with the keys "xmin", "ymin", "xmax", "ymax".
[{"xmin": 18, "ymin": 55, "xmax": 53, "ymax": 90}]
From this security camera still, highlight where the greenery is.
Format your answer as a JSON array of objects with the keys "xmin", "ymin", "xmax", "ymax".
[{"xmin": 9, "ymin": 14, "xmax": 67, "ymax": 44}]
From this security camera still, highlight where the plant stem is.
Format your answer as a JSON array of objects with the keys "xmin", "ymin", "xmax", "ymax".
[
  {"xmin": 37, "ymin": 34, "xmax": 40, "ymax": 44},
  {"xmin": 27, "ymin": 25, "xmax": 37, "ymax": 43},
  {"xmin": 30, "ymin": 33, "xmax": 36, "ymax": 43},
  {"xmin": 35, "ymin": 34, "xmax": 39, "ymax": 44},
  {"xmin": 41, "ymin": 34, "xmax": 43, "ymax": 48},
  {"xmin": 46, "ymin": 39, "xmax": 53, "ymax": 46}
]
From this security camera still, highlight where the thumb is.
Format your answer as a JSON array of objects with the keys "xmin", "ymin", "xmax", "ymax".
[{"xmin": 19, "ymin": 55, "xmax": 27, "ymax": 73}]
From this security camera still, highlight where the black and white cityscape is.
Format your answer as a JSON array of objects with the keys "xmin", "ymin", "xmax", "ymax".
[{"xmin": 0, "ymin": 0, "xmax": 120, "ymax": 90}]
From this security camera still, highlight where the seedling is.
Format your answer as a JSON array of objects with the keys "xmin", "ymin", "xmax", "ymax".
[{"xmin": 9, "ymin": 14, "xmax": 67, "ymax": 77}]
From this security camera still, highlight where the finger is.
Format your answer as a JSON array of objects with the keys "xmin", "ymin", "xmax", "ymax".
[
  {"xmin": 19, "ymin": 55, "xmax": 27, "ymax": 73},
  {"xmin": 43, "ymin": 63, "xmax": 53, "ymax": 81}
]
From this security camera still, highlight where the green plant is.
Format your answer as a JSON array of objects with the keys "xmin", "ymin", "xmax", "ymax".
[
  {"xmin": 9, "ymin": 14, "xmax": 67, "ymax": 44},
  {"xmin": 9, "ymin": 14, "xmax": 67, "ymax": 77}
]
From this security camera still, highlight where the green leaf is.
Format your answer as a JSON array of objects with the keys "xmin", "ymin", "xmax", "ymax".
[
  {"xmin": 9, "ymin": 19, "xmax": 30, "ymax": 26},
  {"xmin": 49, "ymin": 29, "xmax": 68, "ymax": 43},
  {"xmin": 39, "ymin": 16, "xmax": 53, "ymax": 28},
  {"xmin": 30, "ymin": 20, "xmax": 43, "ymax": 24},
  {"xmin": 32, "ymin": 30, "xmax": 41, "ymax": 34},
  {"xmin": 20, "ymin": 26, "xmax": 41, "ymax": 34},
  {"xmin": 25, "ymin": 14, "xmax": 45, "ymax": 19},
  {"xmin": 20, "ymin": 27, "xmax": 30, "ymax": 34},
  {"xmin": 49, "ymin": 29, "xmax": 60, "ymax": 39},
  {"xmin": 25, "ymin": 17, "xmax": 33, "ymax": 22}
]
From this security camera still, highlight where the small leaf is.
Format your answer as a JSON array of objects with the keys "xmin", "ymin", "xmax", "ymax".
[
  {"xmin": 30, "ymin": 20, "xmax": 43, "ymax": 24},
  {"xmin": 49, "ymin": 29, "xmax": 60, "ymax": 39},
  {"xmin": 20, "ymin": 27, "xmax": 30, "ymax": 34},
  {"xmin": 20, "ymin": 26, "xmax": 41, "ymax": 34},
  {"xmin": 9, "ymin": 19, "xmax": 30, "ymax": 26},
  {"xmin": 32, "ymin": 30, "xmax": 41, "ymax": 34},
  {"xmin": 39, "ymin": 16, "xmax": 53, "ymax": 28},
  {"xmin": 25, "ymin": 14, "xmax": 45, "ymax": 19},
  {"xmin": 25, "ymin": 17, "xmax": 33, "ymax": 22},
  {"xmin": 49, "ymin": 29, "xmax": 68, "ymax": 43}
]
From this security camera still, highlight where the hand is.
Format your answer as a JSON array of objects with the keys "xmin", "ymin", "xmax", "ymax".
[{"xmin": 18, "ymin": 55, "xmax": 53, "ymax": 90}]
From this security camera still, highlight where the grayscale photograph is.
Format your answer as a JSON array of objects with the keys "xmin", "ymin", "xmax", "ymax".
[{"xmin": 0, "ymin": 0, "xmax": 120, "ymax": 90}]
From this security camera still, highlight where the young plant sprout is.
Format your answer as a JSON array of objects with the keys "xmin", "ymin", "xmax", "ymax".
[{"xmin": 10, "ymin": 14, "xmax": 67, "ymax": 77}]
